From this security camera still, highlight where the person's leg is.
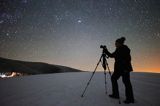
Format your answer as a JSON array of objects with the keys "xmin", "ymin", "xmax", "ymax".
[
  {"xmin": 110, "ymin": 72, "xmax": 121, "ymax": 98},
  {"xmin": 122, "ymin": 72, "xmax": 134, "ymax": 103}
]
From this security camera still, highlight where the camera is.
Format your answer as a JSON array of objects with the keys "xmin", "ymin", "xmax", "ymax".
[{"xmin": 100, "ymin": 45, "xmax": 106, "ymax": 49}]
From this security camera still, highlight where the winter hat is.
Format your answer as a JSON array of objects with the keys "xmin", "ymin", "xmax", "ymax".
[{"xmin": 116, "ymin": 37, "xmax": 126, "ymax": 44}]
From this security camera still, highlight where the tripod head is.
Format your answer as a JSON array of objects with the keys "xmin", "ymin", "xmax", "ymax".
[
  {"xmin": 100, "ymin": 45, "xmax": 109, "ymax": 70},
  {"xmin": 100, "ymin": 45, "xmax": 106, "ymax": 49},
  {"xmin": 100, "ymin": 45, "xmax": 109, "ymax": 58}
]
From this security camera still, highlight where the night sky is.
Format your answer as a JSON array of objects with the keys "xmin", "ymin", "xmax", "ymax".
[{"xmin": 0, "ymin": 0, "xmax": 160, "ymax": 73}]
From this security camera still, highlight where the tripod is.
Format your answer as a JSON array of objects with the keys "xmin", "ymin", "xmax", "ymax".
[{"xmin": 81, "ymin": 50, "xmax": 112, "ymax": 98}]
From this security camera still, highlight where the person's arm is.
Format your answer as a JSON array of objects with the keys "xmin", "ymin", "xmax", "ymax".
[{"xmin": 104, "ymin": 48, "xmax": 115, "ymax": 58}]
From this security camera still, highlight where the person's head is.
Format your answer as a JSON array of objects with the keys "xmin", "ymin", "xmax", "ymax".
[{"xmin": 115, "ymin": 37, "xmax": 126, "ymax": 48}]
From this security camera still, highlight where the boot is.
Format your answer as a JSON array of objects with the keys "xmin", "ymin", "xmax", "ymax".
[
  {"xmin": 123, "ymin": 99, "xmax": 134, "ymax": 104},
  {"xmin": 109, "ymin": 94, "xmax": 119, "ymax": 99}
]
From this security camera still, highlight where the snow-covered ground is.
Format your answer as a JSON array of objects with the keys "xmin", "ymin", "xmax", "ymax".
[{"xmin": 0, "ymin": 72, "xmax": 160, "ymax": 106}]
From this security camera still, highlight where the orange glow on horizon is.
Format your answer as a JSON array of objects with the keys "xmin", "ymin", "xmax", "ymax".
[{"xmin": 134, "ymin": 68, "xmax": 160, "ymax": 73}]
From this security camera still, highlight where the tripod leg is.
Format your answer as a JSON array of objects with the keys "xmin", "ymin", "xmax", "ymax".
[
  {"xmin": 104, "ymin": 69, "xmax": 107, "ymax": 94},
  {"xmin": 81, "ymin": 71, "xmax": 96, "ymax": 97},
  {"xmin": 106, "ymin": 63, "xmax": 112, "ymax": 77},
  {"xmin": 81, "ymin": 56, "xmax": 102, "ymax": 98}
]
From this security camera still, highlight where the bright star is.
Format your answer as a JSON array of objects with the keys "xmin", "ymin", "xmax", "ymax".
[
  {"xmin": 77, "ymin": 20, "xmax": 82, "ymax": 23},
  {"xmin": 0, "ymin": 20, "xmax": 4, "ymax": 24}
]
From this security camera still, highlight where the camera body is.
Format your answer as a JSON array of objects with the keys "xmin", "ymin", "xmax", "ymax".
[{"xmin": 100, "ymin": 45, "xmax": 106, "ymax": 49}]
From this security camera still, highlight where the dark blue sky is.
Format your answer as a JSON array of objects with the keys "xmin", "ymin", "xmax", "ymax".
[{"xmin": 0, "ymin": 0, "xmax": 160, "ymax": 72}]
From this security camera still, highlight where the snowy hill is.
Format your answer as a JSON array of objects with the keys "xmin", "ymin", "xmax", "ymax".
[
  {"xmin": 0, "ymin": 72, "xmax": 160, "ymax": 106},
  {"xmin": 0, "ymin": 57, "xmax": 81, "ymax": 75}
]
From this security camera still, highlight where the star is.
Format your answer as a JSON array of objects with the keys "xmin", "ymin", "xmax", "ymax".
[
  {"xmin": 0, "ymin": 20, "xmax": 4, "ymax": 24},
  {"xmin": 77, "ymin": 19, "xmax": 82, "ymax": 23},
  {"xmin": 22, "ymin": 0, "xmax": 28, "ymax": 3},
  {"xmin": 156, "ymin": 33, "xmax": 160, "ymax": 39}
]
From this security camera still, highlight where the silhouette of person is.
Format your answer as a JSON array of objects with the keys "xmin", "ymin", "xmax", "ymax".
[{"xmin": 104, "ymin": 37, "xmax": 134, "ymax": 104}]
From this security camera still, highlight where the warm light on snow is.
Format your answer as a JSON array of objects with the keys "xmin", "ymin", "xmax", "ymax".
[
  {"xmin": 0, "ymin": 72, "xmax": 19, "ymax": 78},
  {"xmin": 0, "ymin": 74, "xmax": 7, "ymax": 78}
]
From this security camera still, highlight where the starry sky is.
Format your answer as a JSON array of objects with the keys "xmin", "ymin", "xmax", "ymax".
[{"xmin": 0, "ymin": 0, "xmax": 160, "ymax": 73}]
